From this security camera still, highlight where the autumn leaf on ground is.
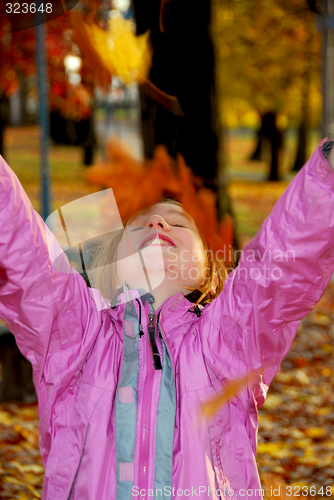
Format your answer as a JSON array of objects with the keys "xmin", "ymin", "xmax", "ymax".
[
  {"xmin": 0, "ymin": 403, "xmax": 43, "ymax": 499},
  {"xmin": 263, "ymin": 474, "xmax": 290, "ymax": 500},
  {"xmin": 86, "ymin": 138, "xmax": 234, "ymax": 265}
]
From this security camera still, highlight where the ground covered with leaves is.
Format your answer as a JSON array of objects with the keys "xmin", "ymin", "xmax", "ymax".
[
  {"xmin": 258, "ymin": 283, "xmax": 334, "ymax": 497},
  {"xmin": 0, "ymin": 126, "xmax": 333, "ymax": 499}
]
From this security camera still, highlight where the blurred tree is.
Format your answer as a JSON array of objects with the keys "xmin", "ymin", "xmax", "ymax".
[
  {"xmin": 213, "ymin": 0, "xmax": 322, "ymax": 180},
  {"xmin": 0, "ymin": 5, "xmax": 97, "ymax": 164},
  {"xmin": 133, "ymin": 0, "xmax": 220, "ymax": 193}
]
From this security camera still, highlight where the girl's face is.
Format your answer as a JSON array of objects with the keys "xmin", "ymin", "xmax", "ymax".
[{"xmin": 116, "ymin": 203, "xmax": 207, "ymax": 295}]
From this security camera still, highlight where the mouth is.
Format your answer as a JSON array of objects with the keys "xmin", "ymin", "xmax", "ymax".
[{"xmin": 139, "ymin": 233, "xmax": 176, "ymax": 250}]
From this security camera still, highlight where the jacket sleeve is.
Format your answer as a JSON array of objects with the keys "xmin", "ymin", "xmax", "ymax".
[
  {"xmin": 201, "ymin": 141, "xmax": 334, "ymax": 405},
  {"xmin": 0, "ymin": 155, "xmax": 109, "ymax": 395}
]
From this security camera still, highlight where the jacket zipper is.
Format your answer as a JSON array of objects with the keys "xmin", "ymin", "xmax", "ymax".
[
  {"xmin": 135, "ymin": 298, "xmax": 162, "ymax": 370},
  {"xmin": 138, "ymin": 301, "xmax": 162, "ymax": 495},
  {"xmin": 147, "ymin": 313, "xmax": 162, "ymax": 370}
]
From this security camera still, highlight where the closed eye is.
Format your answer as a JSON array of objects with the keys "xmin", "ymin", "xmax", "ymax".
[{"xmin": 129, "ymin": 226, "xmax": 144, "ymax": 232}]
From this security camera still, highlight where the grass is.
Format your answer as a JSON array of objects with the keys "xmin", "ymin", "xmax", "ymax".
[
  {"xmin": 224, "ymin": 129, "xmax": 321, "ymax": 244},
  {"xmin": 4, "ymin": 127, "xmax": 98, "ymax": 212}
]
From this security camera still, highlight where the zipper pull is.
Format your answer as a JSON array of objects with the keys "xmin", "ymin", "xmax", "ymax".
[
  {"xmin": 135, "ymin": 298, "xmax": 144, "ymax": 337},
  {"xmin": 148, "ymin": 313, "xmax": 155, "ymax": 330},
  {"xmin": 147, "ymin": 313, "xmax": 162, "ymax": 370}
]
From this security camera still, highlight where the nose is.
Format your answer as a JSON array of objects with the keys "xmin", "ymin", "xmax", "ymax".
[{"xmin": 146, "ymin": 214, "xmax": 170, "ymax": 230}]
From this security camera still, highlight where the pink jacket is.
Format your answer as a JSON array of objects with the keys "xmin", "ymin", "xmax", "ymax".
[{"xmin": 1, "ymin": 142, "xmax": 334, "ymax": 500}]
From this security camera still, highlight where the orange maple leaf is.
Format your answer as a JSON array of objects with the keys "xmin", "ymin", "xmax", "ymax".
[
  {"xmin": 200, "ymin": 370, "xmax": 260, "ymax": 419},
  {"xmin": 86, "ymin": 138, "xmax": 234, "ymax": 265}
]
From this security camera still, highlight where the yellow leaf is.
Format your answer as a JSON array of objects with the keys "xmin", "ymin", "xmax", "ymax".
[
  {"xmin": 294, "ymin": 370, "xmax": 310, "ymax": 386},
  {"xmin": 314, "ymin": 406, "xmax": 333, "ymax": 416},
  {"xmin": 70, "ymin": 10, "xmax": 152, "ymax": 87},
  {"xmin": 321, "ymin": 368, "xmax": 332, "ymax": 377},
  {"xmin": 294, "ymin": 438, "xmax": 312, "ymax": 448},
  {"xmin": 25, "ymin": 472, "xmax": 43, "ymax": 485},
  {"xmin": 274, "ymin": 372, "xmax": 293, "ymax": 383},
  {"xmin": 313, "ymin": 313, "xmax": 331, "ymax": 325},
  {"xmin": 3, "ymin": 476, "xmax": 26, "ymax": 486},
  {"xmin": 290, "ymin": 481, "xmax": 308, "ymax": 488},
  {"xmin": 26, "ymin": 484, "xmax": 42, "ymax": 498},
  {"xmin": 257, "ymin": 442, "xmax": 293, "ymax": 459},
  {"xmin": 0, "ymin": 411, "xmax": 13, "ymax": 425},
  {"xmin": 21, "ymin": 464, "xmax": 44, "ymax": 474},
  {"xmin": 262, "ymin": 394, "xmax": 282, "ymax": 410},
  {"xmin": 290, "ymin": 429, "xmax": 304, "ymax": 440},
  {"xmin": 304, "ymin": 427, "xmax": 327, "ymax": 439}
]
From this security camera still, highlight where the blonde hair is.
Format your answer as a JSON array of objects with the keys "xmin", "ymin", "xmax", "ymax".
[{"xmin": 89, "ymin": 199, "xmax": 228, "ymax": 306}]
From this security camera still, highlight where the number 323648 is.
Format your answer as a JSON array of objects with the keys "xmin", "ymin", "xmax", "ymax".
[
  {"xmin": 286, "ymin": 485, "xmax": 333, "ymax": 496},
  {"xmin": 6, "ymin": 3, "xmax": 52, "ymax": 13}
]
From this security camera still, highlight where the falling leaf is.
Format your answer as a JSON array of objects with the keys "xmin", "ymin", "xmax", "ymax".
[
  {"xmin": 200, "ymin": 370, "xmax": 259, "ymax": 418},
  {"xmin": 70, "ymin": 10, "xmax": 152, "ymax": 88}
]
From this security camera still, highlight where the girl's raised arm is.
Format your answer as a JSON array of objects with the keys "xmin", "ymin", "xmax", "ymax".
[
  {"xmin": 201, "ymin": 140, "xmax": 334, "ymax": 403},
  {"xmin": 0, "ymin": 156, "xmax": 109, "ymax": 397}
]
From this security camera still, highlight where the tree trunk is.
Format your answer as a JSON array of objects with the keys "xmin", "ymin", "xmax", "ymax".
[
  {"xmin": 0, "ymin": 116, "xmax": 4, "ymax": 158},
  {"xmin": 250, "ymin": 112, "xmax": 282, "ymax": 181},
  {"xmin": 292, "ymin": 10, "xmax": 312, "ymax": 173},
  {"xmin": 250, "ymin": 134, "xmax": 266, "ymax": 161},
  {"xmin": 292, "ymin": 120, "xmax": 307, "ymax": 172},
  {"xmin": 250, "ymin": 116, "xmax": 267, "ymax": 161},
  {"xmin": 18, "ymin": 73, "xmax": 31, "ymax": 125},
  {"xmin": 268, "ymin": 133, "xmax": 280, "ymax": 181},
  {"xmin": 0, "ymin": 331, "xmax": 37, "ymax": 403},
  {"xmin": 0, "ymin": 93, "xmax": 9, "ymax": 158}
]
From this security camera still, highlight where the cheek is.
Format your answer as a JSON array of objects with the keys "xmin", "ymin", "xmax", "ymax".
[
  {"xmin": 177, "ymin": 236, "xmax": 207, "ymax": 279},
  {"xmin": 186, "ymin": 236, "xmax": 206, "ymax": 266}
]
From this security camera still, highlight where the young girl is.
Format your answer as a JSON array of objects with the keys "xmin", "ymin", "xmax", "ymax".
[{"xmin": 1, "ymin": 140, "xmax": 334, "ymax": 500}]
